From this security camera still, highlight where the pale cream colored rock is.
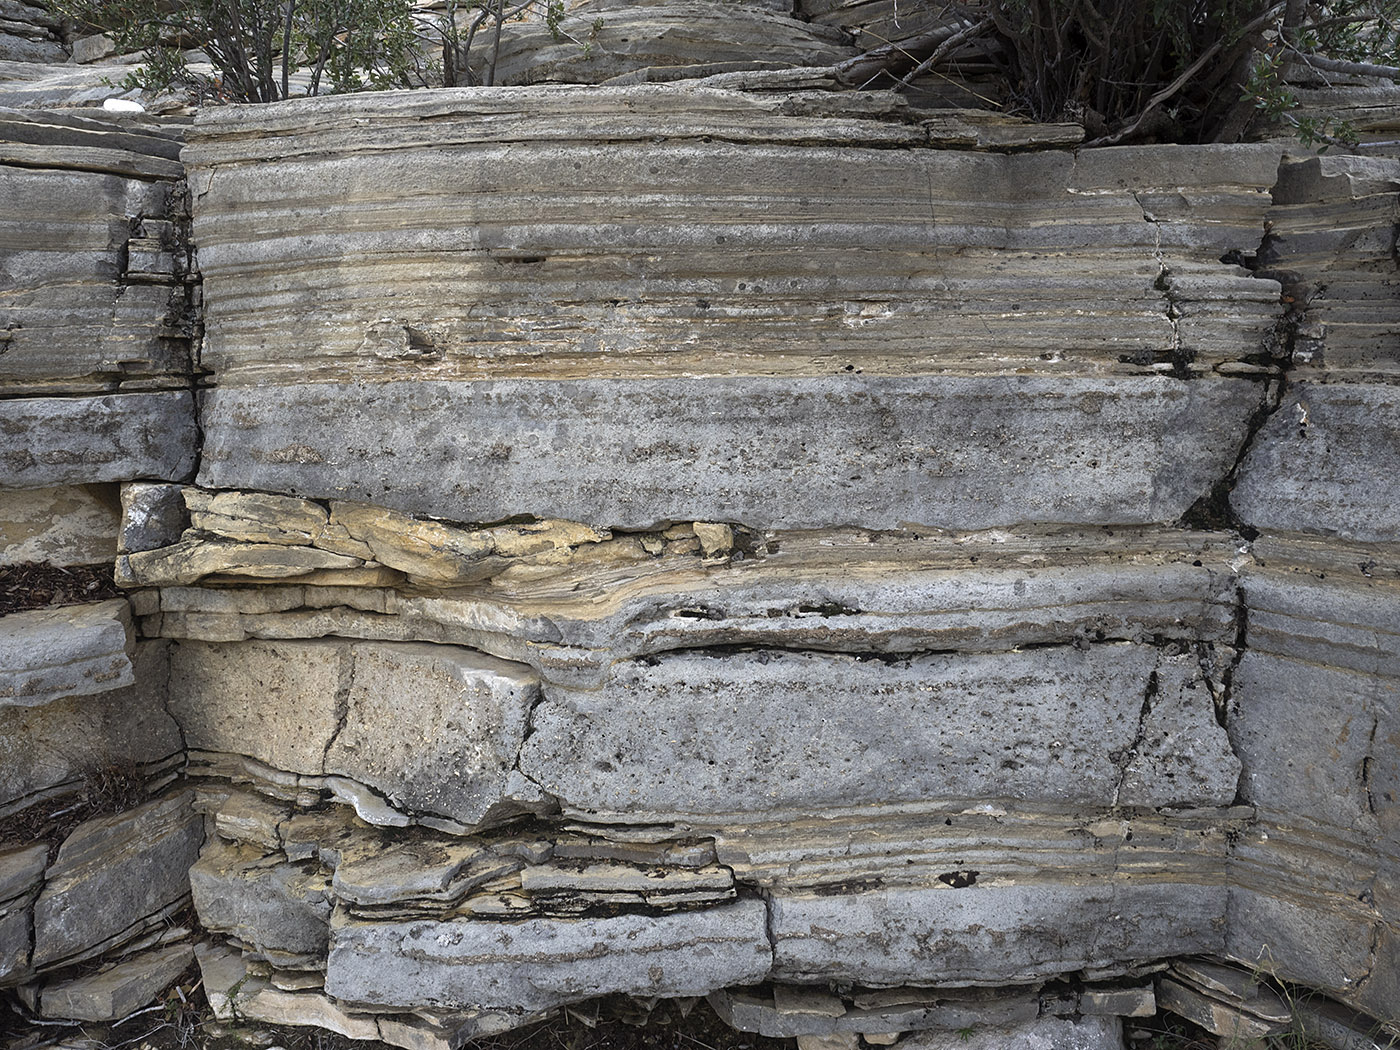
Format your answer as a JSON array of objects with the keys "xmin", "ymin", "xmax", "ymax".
[
  {"xmin": 310, "ymin": 521, "xmax": 375, "ymax": 560},
  {"xmin": 118, "ymin": 537, "xmax": 363, "ymax": 587},
  {"xmin": 483, "ymin": 519, "xmax": 610, "ymax": 558},
  {"xmin": 213, "ymin": 790, "xmax": 291, "ymax": 851},
  {"xmin": 775, "ymin": 985, "xmax": 846, "ymax": 1018},
  {"xmin": 692, "ymin": 522, "xmax": 734, "ymax": 557},
  {"xmin": 863, "ymin": 1035, "xmax": 900, "ymax": 1046},
  {"xmin": 797, "ymin": 1034, "xmax": 859, "ymax": 1050},
  {"xmin": 0, "ymin": 485, "xmax": 119, "ymax": 567},
  {"xmin": 169, "ymin": 640, "xmax": 347, "ymax": 776},
  {"xmin": 329, "ymin": 502, "xmax": 495, "ymax": 581},
  {"xmin": 185, "ymin": 489, "xmax": 329, "ymax": 545}
]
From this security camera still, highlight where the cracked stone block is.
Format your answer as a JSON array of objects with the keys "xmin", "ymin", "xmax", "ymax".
[
  {"xmin": 1233, "ymin": 382, "xmax": 1400, "ymax": 543},
  {"xmin": 520, "ymin": 646, "xmax": 1236, "ymax": 820},
  {"xmin": 0, "ymin": 599, "xmax": 133, "ymax": 709},
  {"xmin": 769, "ymin": 881, "xmax": 1226, "ymax": 987},
  {"xmin": 168, "ymin": 639, "xmax": 542, "ymax": 826},
  {"xmin": 39, "ymin": 942, "xmax": 194, "ymax": 1021},
  {"xmin": 32, "ymin": 790, "xmax": 204, "ymax": 969},
  {"xmin": 0, "ymin": 392, "xmax": 196, "ymax": 489},
  {"xmin": 197, "ymin": 375, "xmax": 1260, "ymax": 533},
  {"xmin": 324, "ymin": 899, "xmax": 772, "ymax": 1012},
  {"xmin": 0, "ymin": 485, "xmax": 119, "ymax": 567},
  {"xmin": 0, "ymin": 641, "xmax": 182, "ymax": 810},
  {"xmin": 325, "ymin": 642, "xmax": 541, "ymax": 826},
  {"xmin": 168, "ymin": 638, "xmax": 347, "ymax": 776},
  {"xmin": 190, "ymin": 839, "xmax": 333, "ymax": 964},
  {"xmin": 1229, "ymin": 650, "xmax": 1396, "ymax": 841}
]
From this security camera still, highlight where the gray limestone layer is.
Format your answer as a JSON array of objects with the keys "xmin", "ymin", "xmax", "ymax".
[
  {"xmin": 520, "ymin": 646, "xmax": 1238, "ymax": 820},
  {"xmin": 0, "ymin": 392, "xmax": 197, "ymax": 489},
  {"xmin": 197, "ymin": 375, "xmax": 1261, "ymax": 531},
  {"xmin": 325, "ymin": 900, "xmax": 773, "ymax": 1011}
]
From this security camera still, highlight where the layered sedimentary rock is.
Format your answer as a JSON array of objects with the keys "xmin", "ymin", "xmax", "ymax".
[
  {"xmin": 3, "ymin": 76, "xmax": 1399, "ymax": 1046},
  {"xmin": 0, "ymin": 107, "xmax": 203, "ymax": 1023}
]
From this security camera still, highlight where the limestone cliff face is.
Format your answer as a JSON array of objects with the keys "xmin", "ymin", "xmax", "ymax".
[{"xmin": 1, "ymin": 84, "xmax": 1397, "ymax": 1048}]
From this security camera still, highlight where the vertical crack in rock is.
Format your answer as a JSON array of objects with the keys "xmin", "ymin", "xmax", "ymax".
[
  {"xmin": 1133, "ymin": 191, "xmax": 1190, "ymax": 379},
  {"xmin": 759, "ymin": 889, "xmax": 779, "ymax": 970},
  {"xmin": 1362, "ymin": 716, "xmax": 1380, "ymax": 816},
  {"xmin": 319, "ymin": 646, "xmax": 355, "ymax": 774},
  {"xmin": 1180, "ymin": 159, "xmax": 1308, "ymax": 538},
  {"xmin": 1112, "ymin": 668, "xmax": 1160, "ymax": 807}
]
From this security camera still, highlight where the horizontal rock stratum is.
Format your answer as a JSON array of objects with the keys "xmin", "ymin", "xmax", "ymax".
[{"xmin": 2, "ymin": 84, "xmax": 1398, "ymax": 1049}]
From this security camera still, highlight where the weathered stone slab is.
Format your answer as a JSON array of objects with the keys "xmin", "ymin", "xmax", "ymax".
[
  {"xmin": 168, "ymin": 639, "xmax": 541, "ymax": 825},
  {"xmin": 0, "ymin": 484, "xmax": 119, "ymax": 566},
  {"xmin": 1233, "ymin": 383, "xmax": 1400, "ymax": 542},
  {"xmin": 39, "ymin": 942, "xmax": 194, "ymax": 1021},
  {"xmin": 198, "ymin": 376, "xmax": 1260, "ymax": 532},
  {"xmin": 189, "ymin": 839, "xmax": 332, "ymax": 961},
  {"xmin": 520, "ymin": 646, "xmax": 1234, "ymax": 820},
  {"xmin": 1229, "ymin": 650, "xmax": 1394, "ymax": 839},
  {"xmin": 0, "ymin": 902, "xmax": 29, "ymax": 983},
  {"xmin": 0, "ymin": 599, "xmax": 133, "ymax": 708},
  {"xmin": 769, "ymin": 881, "xmax": 1226, "ymax": 986},
  {"xmin": 1156, "ymin": 978, "xmax": 1285, "ymax": 1040},
  {"xmin": 709, "ymin": 985, "xmax": 1041, "ymax": 1038},
  {"xmin": 32, "ymin": 790, "xmax": 203, "ymax": 968},
  {"xmin": 325, "ymin": 899, "xmax": 771, "ymax": 1011},
  {"xmin": 0, "ymin": 844, "xmax": 46, "ymax": 904},
  {"xmin": 898, "ymin": 1016, "xmax": 1122, "ymax": 1050},
  {"xmin": 117, "ymin": 536, "xmax": 365, "ymax": 587},
  {"xmin": 0, "ymin": 392, "xmax": 196, "ymax": 489},
  {"xmin": 0, "ymin": 641, "xmax": 181, "ymax": 810}
]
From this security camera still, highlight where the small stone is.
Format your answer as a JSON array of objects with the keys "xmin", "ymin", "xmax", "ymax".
[
  {"xmin": 185, "ymin": 489, "xmax": 329, "ymax": 546},
  {"xmin": 863, "ymin": 1036, "xmax": 901, "ymax": 1046},
  {"xmin": 120, "ymin": 483, "xmax": 188, "ymax": 554},
  {"xmin": 797, "ymin": 1035, "xmax": 859, "ymax": 1050},
  {"xmin": 693, "ymin": 522, "xmax": 734, "ymax": 556}
]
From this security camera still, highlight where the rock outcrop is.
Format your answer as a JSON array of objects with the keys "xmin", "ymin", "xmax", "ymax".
[{"xmin": 1, "ymin": 77, "xmax": 1397, "ymax": 1048}]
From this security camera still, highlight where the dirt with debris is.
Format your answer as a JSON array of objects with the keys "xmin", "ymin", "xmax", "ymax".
[{"xmin": 0, "ymin": 562, "xmax": 123, "ymax": 617}]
